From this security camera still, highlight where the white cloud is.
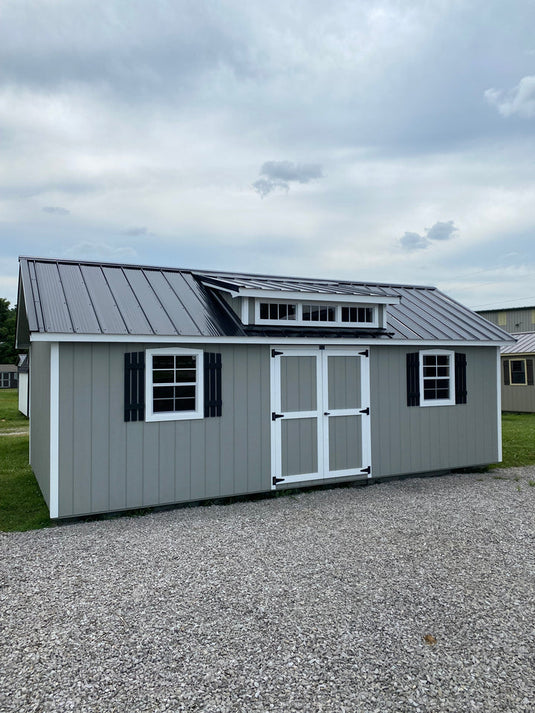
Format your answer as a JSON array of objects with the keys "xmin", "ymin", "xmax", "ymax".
[
  {"xmin": 485, "ymin": 76, "xmax": 535, "ymax": 119},
  {"xmin": 399, "ymin": 221, "xmax": 458, "ymax": 251},
  {"xmin": 253, "ymin": 161, "xmax": 323, "ymax": 197}
]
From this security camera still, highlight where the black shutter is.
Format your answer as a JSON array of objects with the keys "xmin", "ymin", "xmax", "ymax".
[
  {"xmin": 503, "ymin": 359, "xmax": 510, "ymax": 386},
  {"xmin": 406, "ymin": 352, "xmax": 420, "ymax": 406},
  {"xmin": 124, "ymin": 352, "xmax": 145, "ymax": 422},
  {"xmin": 455, "ymin": 352, "xmax": 467, "ymax": 404},
  {"xmin": 527, "ymin": 359, "xmax": 534, "ymax": 386},
  {"xmin": 204, "ymin": 352, "xmax": 222, "ymax": 417}
]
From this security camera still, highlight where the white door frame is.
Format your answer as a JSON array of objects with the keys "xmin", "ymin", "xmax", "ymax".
[{"xmin": 270, "ymin": 345, "xmax": 371, "ymax": 488}]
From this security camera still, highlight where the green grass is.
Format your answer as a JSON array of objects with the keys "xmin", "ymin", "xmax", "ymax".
[
  {"xmin": 1, "ymin": 384, "xmax": 535, "ymax": 532},
  {"xmin": 0, "ymin": 388, "xmax": 29, "ymax": 432},
  {"xmin": 495, "ymin": 412, "xmax": 535, "ymax": 469}
]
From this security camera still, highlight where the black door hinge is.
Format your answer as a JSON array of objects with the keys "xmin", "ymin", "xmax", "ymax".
[
  {"xmin": 319, "ymin": 345, "xmax": 325, "ymax": 350},
  {"xmin": 360, "ymin": 465, "xmax": 371, "ymax": 475},
  {"xmin": 273, "ymin": 476, "xmax": 285, "ymax": 485},
  {"xmin": 359, "ymin": 349, "xmax": 369, "ymax": 357},
  {"xmin": 359, "ymin": 407, "xmax": 370, "ymax": 415},
  {"xmin": 271, "ymin": 349, "xmax": 283, "ymax": 357},
  {"xmin": 272, "ymin": 412, "xmax": 284, "ymax": 421}
]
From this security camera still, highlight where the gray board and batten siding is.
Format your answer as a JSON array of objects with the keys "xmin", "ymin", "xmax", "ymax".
[
  {"xmin": 478, "ymin": 306, "xmax": 535, "ymax": 334},
  {"xmin": 16, "ymin": 257, "xmax": 512, "ymax": 518},
  {"xmin": 49, "ymin": 341, "xmax": 499, "ymax": 519}
]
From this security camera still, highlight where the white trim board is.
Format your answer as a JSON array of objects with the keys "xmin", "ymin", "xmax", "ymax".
[
  {"xmin": 30, "ymin": 333, "xmax": 514, "ymax": 348},
  {"xmin": 49, "ymin": 342, "xmax": 59, "ymax": 519}
]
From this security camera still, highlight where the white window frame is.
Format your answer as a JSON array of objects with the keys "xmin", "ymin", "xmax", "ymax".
[
  {"xmin": 419, "ymin": 349, "xmax": 455, "ymax": 407},
  {"xmin": 509, "ymin": 358, "xmax": 528, "ymax": 386},
  {"xmin": 145, "ymin": 347, "xmax": 204, "ymax": 422},
  {"xmin": 254, "ymin": 299, "xmax": 379, "ymax": 327}
]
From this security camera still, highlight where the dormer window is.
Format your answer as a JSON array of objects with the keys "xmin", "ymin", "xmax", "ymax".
[{"xmin": 255, "ymin": 300, "xmax": 379, "ymax": 327}]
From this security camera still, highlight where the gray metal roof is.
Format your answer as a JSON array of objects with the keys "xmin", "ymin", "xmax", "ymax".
[
  {"xmin": 501, "ymin": 332, "xmax": 535, "ymax": 355},
  {"xmin": 17, "ymin": 257, "xmax": 513, "ymax": 344}
]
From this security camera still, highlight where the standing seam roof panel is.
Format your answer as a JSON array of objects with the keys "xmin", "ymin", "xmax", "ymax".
[
  {"xmin": 142, "ymin": 270, "xmax": 200, "ymax": 336},
  {"xmin": 80, "ymin": 265, "xmax": 128, "ymax": 334},
  {"xmin": 122, "ymin": 268, "xmax": 179, "ymax": 336},
  {"xmin": 102, "ymin": 267, "xmax": 153, "ymax": 335},
  {"xmin": 422, "ymin": 289, "xmax": 506, "ymax": 341},
  {"xmin": 392, "ymin": 288, "xmax": 466, "ymax": 340},
  {"xmin": 35, "ymin": 261, "xmax": 74, "ymax": 333},
  {"xmin": 58, "ymin": 263, "xmax": 102, "ymax": 334}
]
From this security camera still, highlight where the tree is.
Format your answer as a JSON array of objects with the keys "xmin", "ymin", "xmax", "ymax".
[{"xmin": 0, "ymin": 298, "xmax": 18, "ymax": 364}]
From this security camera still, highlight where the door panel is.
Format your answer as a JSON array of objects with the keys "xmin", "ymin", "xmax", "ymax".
[
  {"xmin": 281, "ymin": 356, "xmax": 317, "ymax": 412},
  {"xmin": 328, "ymin": 415, "xmax": 362, "ymax": 472},
  {"xmin": 327, "ymin": 356, "xmax": 361, "ymax": 410},
  {"xmin": 281, "ymin": 418, "xmax": 318, "ymax": 477}
]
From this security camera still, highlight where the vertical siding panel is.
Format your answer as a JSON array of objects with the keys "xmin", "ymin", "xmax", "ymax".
[
  {"xmin": 72, "ymin": 346, "xmax": 92, "ymax": 514},
  {"xmin": 204, "ymin": 418, "xmax": 221, "ymax": 498},
  {"xmin": 220, "ymin": 346, "xmax": 235, "ymax": 496},
  {"xmin": 126, "ymin": 423, "xmax": 144, "ymax": 508},
  {"xmin": 247, "ymin": 347, "xmax": 263, "ymax": 493},
  {"xmin": 30, "ymin": 342, "xmax": 51, "ymax": 506},
  {"xmin": 109, "ymin": 344, "xmax": 127, "ymax": 511},
  {"xmin": 174, "ymin": 422, "xmax": 191, "ymax": 502},
  {"xmin": 142, "ymin": 426, "xmax": 159, "ymax": 505},
  {"xmin": 159, "ymin": 422, "xmax": 175, "ymax": 503},
  {"xmin": 189, "ymin": 420, "xmax": 206, "ymax": 500},
  {"xmin": 233, "ymin": 348, "xmax": 249, "ymax": 493},
  {"xmin": 58, "ymin": 344, "xmax": 74, "ymax": 517},
  {"xmin": 91, "ymin": 345, "xmax": 110, "ymax": 513}
]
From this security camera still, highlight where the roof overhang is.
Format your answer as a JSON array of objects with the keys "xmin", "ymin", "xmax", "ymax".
[{"xmin": 201, "ymin": 282, "xmax": 401, "ymax": 305}]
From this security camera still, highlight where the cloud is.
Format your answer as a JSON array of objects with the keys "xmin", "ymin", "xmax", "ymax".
[
  {"xmin": 400, "ymin": 231, "xmax": 429, "ymax": 251},
  {"xmin": 485, "ymin": 76, "xmax": 535, "ymax": 118},
  {"xmin": 41, "ymin": 206, "xmax": 70, "ymax": 215},
  {"xmin": 253, "ymin": 160, "xmax": 323, "ymax": 197},
  {"xmin": 64, "ymin": 242, "xmax": 138, "ymax": 261},
  {"xmin": 121, "ymin": 226, "xmax": 149, "ymax": 236},
  {"xmin": 400, "ymin": 221, "xmax": 458, "ymax": 251}
]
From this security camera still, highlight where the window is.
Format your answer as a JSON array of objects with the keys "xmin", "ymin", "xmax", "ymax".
[
  {"xmin": 145, "ymin": 348, "xmax": 204, "ymax": 421},
  {"xmin": 510, "ymin": 359, "xmax": 527, "ymax": 385},
  {"xmin": 256, "ymin": 300, "xmax": 378, "ymax": 327},
  {"xmin": 419, "ymin": 350, "xmax": 455, "ymax": 406},
  {"xmin": 259, "ymin": 302, "xmax": 297, "ymax": 321}
]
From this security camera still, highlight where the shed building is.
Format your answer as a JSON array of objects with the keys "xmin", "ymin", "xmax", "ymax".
[
  {"xmin": 478, "ymin": 306, "xmax": 535, "ymax": 334},
  {"xmin": 16, "ymin": 257, "xmax": 513, "ymax": 519},
  {"xmin": 0, "ymin": 364, "xmax": 17, "ymax": 389},
  {"xmin": 501, "ymin": 332, "xmax": 535, "ymax": 413}
]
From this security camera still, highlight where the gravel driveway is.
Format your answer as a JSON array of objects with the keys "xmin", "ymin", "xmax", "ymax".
[{"xmin": 1, "ymin": 468, "xmax": 534, "ymax": 713}]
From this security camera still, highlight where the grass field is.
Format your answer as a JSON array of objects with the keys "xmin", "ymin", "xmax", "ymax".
[{"xmin": 1, "ymin": 389, "xmax": 535, "ymax": 532}]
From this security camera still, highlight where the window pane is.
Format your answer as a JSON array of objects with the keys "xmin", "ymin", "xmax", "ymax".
[
  {"xmin": 174, "ymin": 369, "xmax": 196, "ymax": 383},
  {"xmin": 174, "ymin": 385, "xmax": 196, "ymax": 398},
  {"xmin": 269, "ymin": 303, "xmax": 278, "ymax": 319},
  {"xmin": 153, "ymin": 369, "xmax": 175, "ymax": 383},
  {"xmin": 436, "ymin": 355, "xmax": 449, "ymax": 366},
  {"xmin": 302, "ymin": 305, "xmax": 311, "ymax": 321},
  {"xmin": 423, "ymin": 366, "xmax": 436, "ymax": 377},
  {"xmin": 153, "ymin": 399, "xmax": 174, "ymax": 412},
  {"xmin": 153, "ymin": 355, "xmax": 174, "ymax": 369},
  {"xmin": 423, "ymin": 355, "xmax": 437, "ymax": 367},
  {"xmin": 175, "ymin": 355, "xmax": 196, "ymax": 369},
  {"xmin": 279, "ymin": 304, "xmax": 287, "ymax": 319},
  {"xmin": 341, "ymin": 307, "xmax": 350, "ymax": 322},
  {"xmin": 154, "ymin": 386, "xmax": 174, "ymax": 399},
  {"xmin": 287, "ymin": 304, "xmax": 296, "ymax": 319},
  {"xmin": 437, "ymin": 366, "xmax": 449, "ymax": 377},
  {"xmin": 260, "ymin": 303, "xmax": 268, "ymax": 319},
  {"xmin": 174, "ymin": 398, "xmax": 196, "ymax": 411}
]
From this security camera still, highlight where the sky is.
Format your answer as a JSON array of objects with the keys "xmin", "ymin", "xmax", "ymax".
[{"xmin": 1, "ymin": 0, "xmax": 534, "ymax": 311}]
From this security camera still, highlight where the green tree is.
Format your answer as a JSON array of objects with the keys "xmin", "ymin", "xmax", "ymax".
[{"xmin": 0, "ymin": 298, "xmax": 18, "ymax": 364}]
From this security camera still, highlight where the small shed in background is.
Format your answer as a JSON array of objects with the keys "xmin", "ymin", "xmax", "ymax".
[
  {"xmin": 0, "ymin": 364, "xmax": 17, "ymax": 389},
  {"xmin": 501, "ymin": 332, "xmax": 535, "ymax": 413}
]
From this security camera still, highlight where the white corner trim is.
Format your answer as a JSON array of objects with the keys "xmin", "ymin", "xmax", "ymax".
[
  {"xmin": 49, "ymin": 343, "xmax": 60, "ymax": 519},
  {"xmin": 496, "ymin": 347, "xmax": 503, "ymax": 462}
]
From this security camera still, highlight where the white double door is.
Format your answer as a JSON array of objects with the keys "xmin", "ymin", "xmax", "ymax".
[{"xmin": 270, "ymin": 347, "xmax": 371, "ymax": 487}]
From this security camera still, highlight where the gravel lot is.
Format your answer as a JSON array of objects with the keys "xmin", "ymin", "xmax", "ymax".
[{"xmin": 1, "ymin": 468, "xmax": 534, "ymax": 713}]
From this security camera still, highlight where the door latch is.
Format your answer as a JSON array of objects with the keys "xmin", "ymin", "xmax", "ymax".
[
  {"xmin": 272, "ymin": 412, "xmax": 284, "ymax": 421},
  {"xmin": 272, "ymin": 476, "xmax": 285, "ymax": 485},
  {"xmin": 359, "ymin": 407, "xmax": 370, "ymax": 415}
]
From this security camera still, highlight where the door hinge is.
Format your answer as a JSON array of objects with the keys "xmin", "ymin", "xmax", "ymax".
[
  {"xmin": 271, "ymin": 349, "xmax": 283, "ymax": 357},
  {"xmin": 359, "ymin": 349, "xmax": 369, "ymax": 357},
  {"xmin": 272, "ymin": 412, "xmax": 284, "ymax": 421},
  {"xmin": 359, "ymin": 407, "xmax": 370, "ymax": 415},
  {"xmin": 319, "ymin": 345, "xmax": 325, "ymax": 350},
  {"xmin": 273, "ymin": 476, "xmax": 285, "ymax": 485},
  {"xmin": 360, "ymin": 465, "xmax": 371, "ymax": 475}
]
